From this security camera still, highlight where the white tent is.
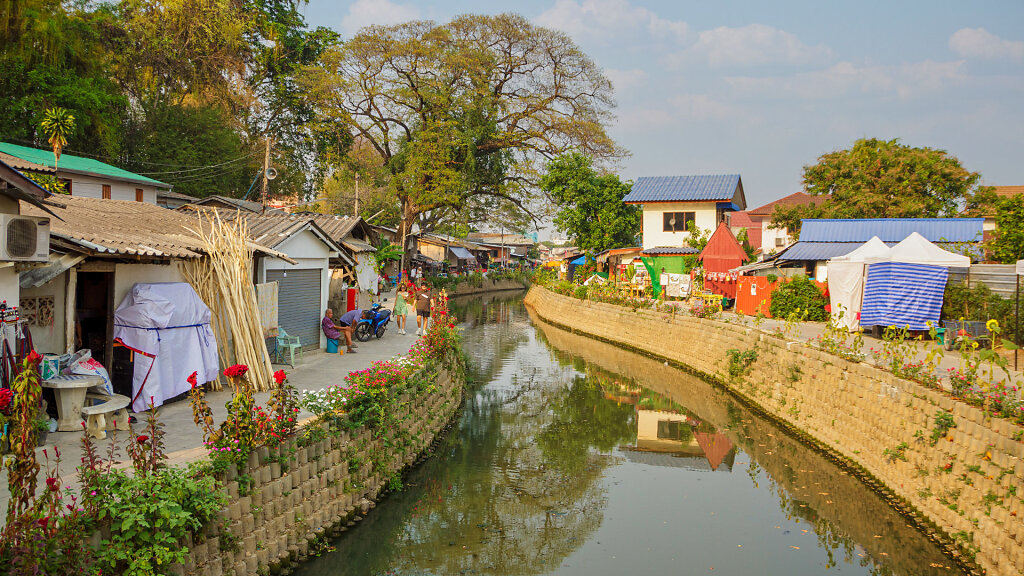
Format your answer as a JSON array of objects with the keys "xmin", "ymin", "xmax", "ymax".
[
  {"xmin": 113, "ymin": 283, "xmax": 220, "ymax": 412},
  {"xmin": 865, "ymin": 232, "xmax": 970, "ymax": 267},
  {"xmin": 827, "ymin": 237, "xmax": 891, "ymax": 330}
]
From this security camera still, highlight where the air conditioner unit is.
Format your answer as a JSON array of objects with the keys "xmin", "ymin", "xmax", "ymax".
[{"xmin": 0, "ymin": 214, "xmax": 50, "ymax": 262}]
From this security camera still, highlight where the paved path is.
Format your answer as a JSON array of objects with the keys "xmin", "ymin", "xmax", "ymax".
[{"xmin": 0, "ymin": 292, "xmax": 420, "ymax": 520}]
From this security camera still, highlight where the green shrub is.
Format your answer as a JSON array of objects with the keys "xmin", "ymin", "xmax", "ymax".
[
  {"xmin": 573, "ymin": 285, "xmax": 588, "ymax": 299},
  {"xmin": 769, "ymin": 275, "xmax": 828, "ymax": 321},
  {"xmin": 943, "ymin": 281, "xmax": 1019, "ymax": 342}
]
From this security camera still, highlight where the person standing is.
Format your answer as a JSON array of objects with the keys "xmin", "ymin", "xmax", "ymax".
[
  {"xmin": 415, "ymin": 281, "xmax": 433, "ymax": 336},
  {"xmin": 394, "ymin": 281, "xmax": 412, "ymax": 335}
]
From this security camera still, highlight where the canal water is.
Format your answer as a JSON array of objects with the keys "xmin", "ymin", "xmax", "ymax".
[{"xmin": 296, "ymin": 292, "xmax": 962, "ymax": 576}]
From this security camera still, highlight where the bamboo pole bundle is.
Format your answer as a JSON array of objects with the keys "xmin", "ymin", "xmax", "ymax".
[{"xmin": 183, "ymin": 211, "xmax": 274, "ymax": 391}]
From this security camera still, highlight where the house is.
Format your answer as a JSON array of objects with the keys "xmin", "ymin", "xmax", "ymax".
[
  {"xmin": 0, "ymin": 142, "xmax": 169, "ymax": 203},
  {"xmin": 729, "ymin": 192, "xmax": 830, "ymax": 259},
  {"xmin": 415, "ymin": 234, "xmax": 483, "ymax": 270},
  {"xmin": 623, "ymin": 174, "xmax": 746, "ymax": 252},
  {"xmin": 182, "ymin": 195, "xmax": 276, "ymax": 214},
  {"xmin": 466, "ymin": 232, "xmax": 535, "ymax": 262},
  {"xmin": 980, "ymin": 186, "xmax": 1024, "ymax": 235},
  {"xmin": 157, "ymin": 190, "xmax": 201, "ymax": 210},
  {"xmin": 771, "ymin": 218, "xmax": 983, "ymax": 281}
]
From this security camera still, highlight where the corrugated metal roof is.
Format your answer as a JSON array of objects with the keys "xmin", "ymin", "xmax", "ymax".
[
  {"xmin": 20, "ymin": 195, "xmax": 207, "ymax": 258},
  {"xmin": 800, "ymin": 219, "xmax": 984, "ymax": 243},
  {"xmin": 0, "ymin": 142, "xmax": 169, "ymax": 187},
  {"xmin": 623, "ymin": 174, "xmax": 740, "ymax": 203},
  {"xmin": 190, "ymin": 195, "xmax": 267, "ymax": 213},
  {"xmin": 641, "ymin": 246, "xmax": 700, "ymax": 255},
  {"xmin": 449, "ymin": 246, "xmax": 474, "ymax": 259},
  {"xmin": 304, "ymin": 214, "xmax": 360, "ymax": 242},
  {"xmin": 777, "ymin": 242, "xmax": 867, "ymax": 261}
]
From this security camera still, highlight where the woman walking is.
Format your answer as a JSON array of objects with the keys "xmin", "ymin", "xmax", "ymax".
[{"xmin": 394, "ymin": 281, "xmax": 412, "ymax": 334}]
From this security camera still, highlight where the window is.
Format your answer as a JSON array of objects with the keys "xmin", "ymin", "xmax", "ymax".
[
  {"xmin": 663, "ymin": 211, "xmax": 695, "ymax": 232},
  {"xmin": 135, "ymin": 188, "xmax": 144, "ymax": 202},
  {"xmin": 102, "ymin": 184, "xmax": 111, "ymax": 199}
]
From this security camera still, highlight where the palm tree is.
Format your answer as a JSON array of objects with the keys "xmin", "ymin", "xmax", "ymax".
[
  {"xmin": 372, "ymin": 239, "xmax": 403, "ymax": 275},
  {"xmin": 39, "ymin": 107, "xmax": 75, "ymax": 192}
]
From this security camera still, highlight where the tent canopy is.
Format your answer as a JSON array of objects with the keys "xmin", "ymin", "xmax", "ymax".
[
  {"xmin": 865, "ymin": 232, "xmax": 970, "ymax": 267},
  {"xmin": 831, "ymin": 236, "xmax": 891, "ymax": 262}
]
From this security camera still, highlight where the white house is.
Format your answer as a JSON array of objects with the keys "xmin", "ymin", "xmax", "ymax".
[
  {"xmin": 0, "ymin": 142, "xmax": 169, "ymax": 204},
  {"xmin": 623, "ymin": 174, "xmax": 747, "ymax": 251}
]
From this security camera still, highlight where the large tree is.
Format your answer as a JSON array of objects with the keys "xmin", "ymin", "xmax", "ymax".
[
  {"xmin": 540, "ymin": 153, "xmax": 638, "ymax": 254},
  {"xmin": 772, "ymin": 138, "xmax": 992, "ymax": 237},
  {"xmin": 987, "ymin": 193, "xmax": 1024, "ymax": 264},
  {"xmin": 301, "ymin": 14, "xmax": 621, "ymax": 263}
]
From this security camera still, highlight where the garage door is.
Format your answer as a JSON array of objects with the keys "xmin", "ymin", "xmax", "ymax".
[{"xmin": 266, "ymin": 268, "xmax": 322, "ymax": 351}]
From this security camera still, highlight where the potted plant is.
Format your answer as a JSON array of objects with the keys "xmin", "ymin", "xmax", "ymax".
[{"xmin": 34, "ymin": 414, "xmax": 51, "ymax": 446}]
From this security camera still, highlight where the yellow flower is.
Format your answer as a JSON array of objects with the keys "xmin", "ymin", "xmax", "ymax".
[{"xmin": 986, "ymin": 319, "xmax": 999, "ymax": 332}]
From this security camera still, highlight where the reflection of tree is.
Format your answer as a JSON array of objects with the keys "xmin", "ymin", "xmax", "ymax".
[{"xmin": 450, "ymin": 295, "xmax": 530, "ymax": 385}]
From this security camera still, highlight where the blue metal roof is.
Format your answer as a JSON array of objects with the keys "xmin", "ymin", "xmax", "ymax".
[
  {"xmin": 800, "ymin": 219, "xmax": 984, "ymax": 243},
  {"xmin": 624, "ymin": 174, "xmax": 741, "ymax": 203},
  {"xmin": 776, "ymin": 242, "xmax": 872, "ymax": 262}
]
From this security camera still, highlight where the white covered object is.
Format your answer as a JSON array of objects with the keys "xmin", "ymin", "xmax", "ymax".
[
  {"xmin": 114, "ymin": 283, "xmax": 219, "ymax": 412},
  {"xmin": 827, "ymin": 237, "xmax": 892, "ymax": 330},
  {"xmin": 865, "ymin": 232, "xmax": 970, "ymax": 267}
]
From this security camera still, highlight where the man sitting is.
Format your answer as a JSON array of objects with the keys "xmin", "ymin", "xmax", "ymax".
[{"xmin": 322, "ymin": 308, "xmax": 360, "ymax": 354}]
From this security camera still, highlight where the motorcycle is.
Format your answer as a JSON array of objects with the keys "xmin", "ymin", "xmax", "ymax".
[{"xmin": 355, "ymin": 300, "xmax": 391, "ymax": 342}]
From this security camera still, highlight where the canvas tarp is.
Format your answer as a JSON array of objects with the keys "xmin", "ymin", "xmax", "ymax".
[
  {"xmin": 113, "ymin": 283, "xmax": 219, "ymax": 412},
  {"xmin": 865, "ymin": 232, "xmax": 970, "ymax": 267},
  {"xmin": 255, "ymin": 281, "xmax": 279, "ymax": 338},
  {"xmin": 860, "ymin": 262, "xmax": 948, "ymax": 330},
  {"xmin": 827, "ymin": 237, "xmax": 892, "ymax": 330}
]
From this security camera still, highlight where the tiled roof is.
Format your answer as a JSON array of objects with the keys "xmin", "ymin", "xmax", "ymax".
[
  {"xmin": 623, "ymin": 174, "xmax": 740, "ymax": 203},
  {"xmin": 994, "ymin": 186, "xmax": 1024, "ymax": 198},
  {"xmin": 0, "ymin": 142, "xmax": 169, "ymax": 187},
  {"xmin": 20, "ymin": 195, "xmax": 207, "ymax": 258},
  {"xmin": 748, "ymin": 192, "xmax": 829, "ymax": 216},
  {"xmin": 800, "ymin": 218, "xmax": 984, "ymax": 243},
  {"xmin": 728, "ymin": 211, "xmax": 756, "ymax": 227}
]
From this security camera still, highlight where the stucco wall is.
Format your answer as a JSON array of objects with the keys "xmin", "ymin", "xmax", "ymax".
[
  {"xmin": 20, "ymin": 273, "xmax": 67, "ymax": 355},
  {"xmin": 67, "ymin": 174, "xmax": 158, "ymax": 204},
  {"xmin": 760, "ymin": 221, "xmax": 792, "ymax": 256},
  {"xmin": 641, "ymin": 202, "xmax": 719, "ymax": 250},
  {"xmin": 524, "ymin": 286, "xmax": 1024, "ymax": 576}
]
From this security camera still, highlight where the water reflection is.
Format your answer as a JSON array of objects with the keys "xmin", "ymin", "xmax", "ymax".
[{"xmin": 295, "ymin": 294, "xmax": 961, "ymax": 576}]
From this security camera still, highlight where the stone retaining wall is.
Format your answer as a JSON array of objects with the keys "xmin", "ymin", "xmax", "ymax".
[
  {"xmin": 446, "ymin": 278, "xmax": 528, "ymax": 297},
  {"xmin": 525, "ymin": 286, "xmax": 1024, "ymax": 576},
  {"xmin": 176, "ymin": 369, "xmax": 464, "ymax": 576}
]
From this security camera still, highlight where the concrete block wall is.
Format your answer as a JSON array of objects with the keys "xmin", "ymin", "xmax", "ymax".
[
  {"xmin": 175, "ymin": 369, "xmax": 464, "ymax": 576},
  {"xmin": 525, "ymin": 286, "xmax": 1024, "ymax": 576}
]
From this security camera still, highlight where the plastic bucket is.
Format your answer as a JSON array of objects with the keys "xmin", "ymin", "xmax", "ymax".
[{"xmin": 326, "ymin": 338, "xmax": 339, "ymax": 353}]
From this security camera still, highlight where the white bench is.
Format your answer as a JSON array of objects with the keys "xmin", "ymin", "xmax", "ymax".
[{"xmin": 82, "ymin": 393, "xmax": 131, "ymax": 439}]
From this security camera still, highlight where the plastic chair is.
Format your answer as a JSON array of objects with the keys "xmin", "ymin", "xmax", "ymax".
[{"xmin": 276, "ymin": 328, "xmax": 302, "ymax": 367}]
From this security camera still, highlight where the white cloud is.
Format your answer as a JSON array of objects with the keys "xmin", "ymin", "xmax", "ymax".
[
  {"xmin": 604, "ymin": 68, "xmax": 648, "ymax": 94},
  {"xmin": 667, "ymin": 94, "xmax": 736, "ymax": 121},
  {"xmin": 340, "ymin": 0, "xmax": 420, "ymax": 36},
  {"xmin": 725, "ymin": 59, "xmax": 966, "ymax": 100},
  {"xmin": 672, "ymin": 24, "xmax": 832, "ymax": 68},
  {"xmin": 949, "ymin": 28, "xmax": 1024, "ymax": 61},
  {"xmin": 536, "ymin": 0, "xmax": 689, "ymax": 45}
]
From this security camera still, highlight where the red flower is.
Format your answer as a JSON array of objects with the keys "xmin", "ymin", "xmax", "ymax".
[
  {"xmin": 25, "ymin": 350, "xmax": 42, "ymax": 365},
  {"xmin": 187, "ymin": 371, "xmax": 198, "ymax": 387},
  {"xmin": 274, "ymin": 370, "xmax": 287, "ymax": 385},
  {"xmin": 224, "ymin": 364, "xmax": 249, "ymax": 378},
  {"xmin": 136, "ymin": 435, "xmax": 149, "ymax": 444},
  {"xmin": 45, "ymin": 477, "xmax": 58, "ymax": 491},
  {"xmin": 0, "ymin": 388, "xmax": 12, "ymax": 413}
]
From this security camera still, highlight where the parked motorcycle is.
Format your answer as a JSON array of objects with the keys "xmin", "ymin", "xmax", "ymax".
[{"xmin": 355, "ymin": 300, "xmax": 391, "ymax": 341}]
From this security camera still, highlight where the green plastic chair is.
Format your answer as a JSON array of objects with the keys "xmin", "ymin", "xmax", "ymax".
[{"xmin": 275, "ymin": 328, "xmax": 302, "ymax": 367}]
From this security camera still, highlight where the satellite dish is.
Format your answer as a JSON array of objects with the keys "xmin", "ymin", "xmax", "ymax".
[{"xmin": 265, "ymin": 167, "xmax": 278, "ymax": 180}]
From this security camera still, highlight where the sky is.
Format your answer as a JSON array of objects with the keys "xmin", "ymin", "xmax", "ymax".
[{"xmin": 298, "ymin": 0, "xmax": 1024, "ymax": 211}]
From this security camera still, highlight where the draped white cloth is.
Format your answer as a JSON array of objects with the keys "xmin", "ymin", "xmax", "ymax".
[{"xmin": 113, "ymin": 283, "xmax": 219, "ymax": 412}]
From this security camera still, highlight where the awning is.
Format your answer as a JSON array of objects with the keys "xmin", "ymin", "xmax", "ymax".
[
  {"xmin": 342, "ymin": 238, "xmax": 376, "ymax": 253},
  {"xmin": 730, "ymin": 260, "xmax": 783, "ymax": 274},
  {"xmin": 19, "ymin": 253, "xmax": 85, "ymax": 289},
  {"xmin": 449, "ymin": 246, "xmax": 474, "ymax": 260}
]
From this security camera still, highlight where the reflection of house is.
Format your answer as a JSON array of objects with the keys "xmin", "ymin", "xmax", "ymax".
[
  {"xmin": 623, "ymin": 174, "xmax": 746, "ymax": 251},
  {"xmin": 0, "ymin": 142, "xmax": 169, "ymax": 203},
  {"xmin": 621, "ymin": 409, "xmax": 736, "ymax": 472}
]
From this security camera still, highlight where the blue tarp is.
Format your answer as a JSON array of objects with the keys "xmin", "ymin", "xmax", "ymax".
[
  {"xmin": 570, "ymin": 255, "xmax": 585, "ymax": 265},
  {"xmin": 860, "ymin": 262, "xmax": 948, "ymax": 330}
]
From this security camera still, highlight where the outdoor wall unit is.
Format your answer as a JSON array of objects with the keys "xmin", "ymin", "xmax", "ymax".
[{"xmin": 0, "ymin": 214, "xmax": 50, "ymax": 262}]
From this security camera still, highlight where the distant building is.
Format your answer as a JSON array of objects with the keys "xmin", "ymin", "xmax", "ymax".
[
  {"xmin": 622, "ymin": 174, "xmax": 746, "ymax": 252},
  {"xmin": 0, "ymin": 142, "xmax": 169, "ymax": 203},
  {"xmin": 732, "ymin": 192, "xmax": 830, "ymax": 259},
  {"xmin": 157, "ymin": 190, "xmax": 200, "ymax": 209}
]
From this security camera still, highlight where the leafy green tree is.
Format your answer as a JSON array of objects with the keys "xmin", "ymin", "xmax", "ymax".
[
  {"xmin": 371, "ymin": 240, "xmax": 403, "ymax": 275},
  {"xmin": 988, "ymin": 194, "xmax": 1024, "ymax": 264},
  {"xmin": 301, "ymin": 14, "xmax": 621, "ymax": 264},
  {"xmin": 540, "ymin": 153, "xmax": 638, "ymax": 253},
  {"xmin": 772, "ymin": 138, "xmax": 992, "ymax": 237}
]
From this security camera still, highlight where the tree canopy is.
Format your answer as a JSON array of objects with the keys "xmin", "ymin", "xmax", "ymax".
[
  {"xmin": 301, "ymin": 13, "xmax": 621, "ymax": 254},
  {"xmin": 540, "ymin": 153, "xmax": 638, "ymax": 254},
  {"xmin": 987, "ymin": 193, "xmax": 1024, "ymax": 264},
  {"xmin": 772, "ymin": 138, "xmax": 992, "ymax": 237}
]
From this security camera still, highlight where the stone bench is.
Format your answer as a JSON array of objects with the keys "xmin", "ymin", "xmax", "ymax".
[{"xmin": 82, "ymin": 393, "xmax": 131, "ymax": 439}]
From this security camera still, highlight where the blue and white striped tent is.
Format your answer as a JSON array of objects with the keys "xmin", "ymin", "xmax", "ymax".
[
  {"xmin": 859, "ymin": 262, "xmax": 948, "ymax": 330},
  {"xmin": 859, "ymin": 232, "xmax": 970, "ymax": 330}
]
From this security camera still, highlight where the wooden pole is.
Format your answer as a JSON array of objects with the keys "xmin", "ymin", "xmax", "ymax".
[{"xmin": 261, "ymin": 138, "xmax": 271, "ymax": 212}]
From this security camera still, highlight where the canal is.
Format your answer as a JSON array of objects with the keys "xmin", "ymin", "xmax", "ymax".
[{"xmin": 296, "ymin": 292, "xmax": 962, "ymax": 576}]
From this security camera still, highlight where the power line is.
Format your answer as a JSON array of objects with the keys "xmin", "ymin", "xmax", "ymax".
[
  {"xmin": 133, "ymin": 151, "xmax": 262, "ymax": 176},
  {"xmin": 162, "ymin": 162, "xmax": 253, "ymax": 184}
]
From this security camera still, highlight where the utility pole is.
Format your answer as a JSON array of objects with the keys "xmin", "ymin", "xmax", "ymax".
[
  {"xmin": 354, "ymin": 172, "xmax": 360, "ymax": 217},
  {"xmin": 261, "ymin": 137, "xmax": 271, "ymax": 213}
]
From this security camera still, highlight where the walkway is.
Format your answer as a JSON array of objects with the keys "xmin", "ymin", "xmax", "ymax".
[{"xmin": 0, "ymin": 296, "xmax": 420, "ymax": 521}]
